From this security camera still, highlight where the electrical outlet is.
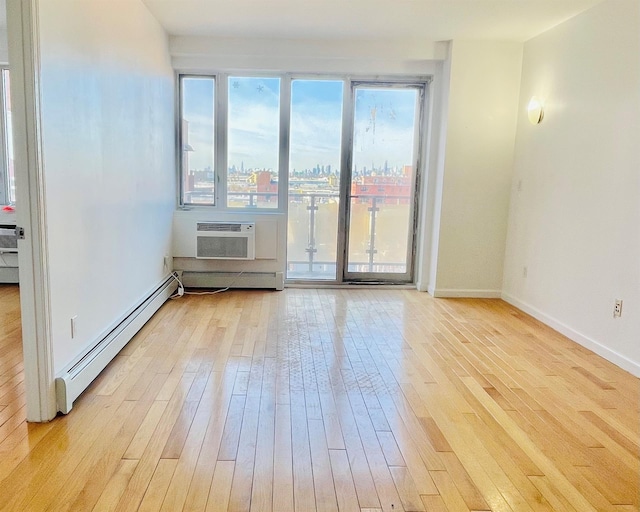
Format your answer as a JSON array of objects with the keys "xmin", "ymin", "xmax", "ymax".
[
  {"xmin": 522, "ymin": 266, "xmax": 528, "ymax": 278},
  {"xmin": 613, "ymin": 299, "xmax": 623, "ymax": 318},
  {"xmin": 71, "ymin": 316, "xmax": 78, "ymax": 338},
  {"xmin": 163, "ymin": 255, "xmax": 171, "ymax": 271}
]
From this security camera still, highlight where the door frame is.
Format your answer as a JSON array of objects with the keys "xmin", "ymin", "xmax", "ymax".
[
  {"xmin": 286, "ymin": 75, "xmax": 431, "ymax": 285},
  {"xmin": 8, "ymin": 0, "xmax": 58, "ymax": 422},
  {"xmin": 338, "ymin": 79, "xmax": 428, "ymax": 284}
]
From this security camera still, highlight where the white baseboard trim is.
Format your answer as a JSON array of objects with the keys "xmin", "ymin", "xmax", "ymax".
[
  {"xmin": 432, "ymin": 288, "xmax": 502, "ymax": 298},
  {"xmin": 55, "ymin": 274, "xmax": 178, "ymax": 414},
  {"xmin": 502, "ymin": 292, "xmax": 640, "ymax": 378}
]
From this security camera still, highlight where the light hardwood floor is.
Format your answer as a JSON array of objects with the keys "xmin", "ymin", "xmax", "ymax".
[{"xmin": 0, "ymin": 284, "xmax": 638, "ymax": 511}]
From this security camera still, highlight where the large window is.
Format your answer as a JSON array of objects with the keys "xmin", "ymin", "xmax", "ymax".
[
  {"xmin": 0, "ymin": 68, "xmax": 14, "ymax": 206},
  {"xmin": 179, "ymin": 74, "xmax": 281, "ymax": 209}
]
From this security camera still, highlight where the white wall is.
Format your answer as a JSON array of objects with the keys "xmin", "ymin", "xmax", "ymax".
[
  {"xmin": 429, "ymin": 41, "xmax": 522, "ymax": 297},
  {"xmin": 36, "ymin": 0, "xmax": 175, "ymax": 373},
  {"xmin": 171, "ymin": 36, "xmax": 441, "ymax": 75},
  {"xmin": 173, "ymin": 209, "xmax": 284, "ymax": 274},
  {"xmin": 0, "ymin": 28, "xmax": 7, "ymax": 63},
  {"xmin": 503, "ymin": 0, "xmax": 640, "ymax": 375}
]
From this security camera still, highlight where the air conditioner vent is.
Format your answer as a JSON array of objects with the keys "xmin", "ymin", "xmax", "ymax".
[
  {"xmin": 198, "ymin": 222, "xmax": 244, "ymax": 232},
  {"xmin": 0, "ymin": 225, "xmax": 18, "ymax": 251},
  {"xmin": 195, "ymin": 221, "xmax": 255, "ymax": 260}
]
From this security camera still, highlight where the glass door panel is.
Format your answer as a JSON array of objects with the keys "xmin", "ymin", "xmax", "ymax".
[
  {"xmin": 345, "ymin": 85, "xmax": 422, "ymax": 281},
  {"xmin": 287, "ymin": 79, "xmax": 344, "ymax": 280}
]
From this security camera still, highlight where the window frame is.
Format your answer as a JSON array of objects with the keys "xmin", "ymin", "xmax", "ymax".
[
  {"xmin": 178, "ymin": 74, "xmax": 218, "ymax": 207},
  {"xmin": 178, "ymin": 72, "xmax": 290, "ymax": 212}
]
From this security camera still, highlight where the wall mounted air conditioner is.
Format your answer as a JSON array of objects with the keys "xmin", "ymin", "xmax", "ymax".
[{"xmin": 195, "ymin": 222, "xmax": 255, "ymax": 260}]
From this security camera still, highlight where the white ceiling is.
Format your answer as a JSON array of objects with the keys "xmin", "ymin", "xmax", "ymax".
[{"xmin": 142, "ymin": 0, "xmax": 604, "ymax": 42}]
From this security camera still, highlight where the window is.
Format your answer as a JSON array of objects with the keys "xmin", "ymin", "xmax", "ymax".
[
  {"xmin": 180, "ymin": 76, "xmax": 215, "ymax": 205},
  {"xmin": 227, "ymin": 76, "xmax": 280, "ymax": 208},
  {"xmin": 287, "ymin": 79, "xmax": 344, "ymax": 279},
  {"xmin": 179, "ymin": 74, "xmax": 281, "ymax": 209},
  {"xmin": 0, "ymin": 68, "xmax": 13, "ymax": 206}
]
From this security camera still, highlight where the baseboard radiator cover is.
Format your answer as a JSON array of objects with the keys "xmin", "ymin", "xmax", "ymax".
[
  {"xmin": 0, "ymin": 266, "xmax": 19, "ymax": 283},
  {"xmin": 55, "ymin": 274, "xmax": 178, "ymax": 414},
  {"xmin": 181, "ymin": 270, "xmax": 284, "ymax": 291}
]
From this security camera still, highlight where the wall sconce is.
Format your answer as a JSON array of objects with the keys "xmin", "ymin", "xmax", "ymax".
[{"xmin": 527, "ymin": 96, "xmax": 544, "ymax": 124}]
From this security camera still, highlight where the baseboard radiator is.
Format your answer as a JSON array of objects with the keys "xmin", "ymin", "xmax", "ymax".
[
  {"xmin": 0, "ymin": 266, "xmax": 18, "ymax": 283},
  {"xmin": 181, "ymin": 270, "xmax": 284, "ymax": 291},
  {"xmin": 55, "ymin": 274, "xmax": 178, "ymax": 414}
]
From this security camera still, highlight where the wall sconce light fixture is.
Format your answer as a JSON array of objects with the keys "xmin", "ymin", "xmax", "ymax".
[{"xmin": 527, "ymin": 96, "xmax": 544, "ymax": 124}]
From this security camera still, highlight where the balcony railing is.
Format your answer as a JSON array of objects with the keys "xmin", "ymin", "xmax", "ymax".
[
  {"xmin": 287, "ymin": 191, "xmax": 410, "ymax": 279},
  {"xmin": 184, "ymin": 188, "xmax": 279, "ymax": 207}
]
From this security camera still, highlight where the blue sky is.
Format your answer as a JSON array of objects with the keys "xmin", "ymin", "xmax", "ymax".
[{"xmin": 182, "ymin": 77, "xmax": 417, "ymax": 173}]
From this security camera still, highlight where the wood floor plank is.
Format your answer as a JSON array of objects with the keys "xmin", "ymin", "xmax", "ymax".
[
  {"xmin": 217, "ymin": 394, "xmax": 246, "ymax": 461},
  {"xmin": 272, "ymin": 403, "xmax": 294, "ymax": 512},
  {"xmin": 91, "ymin": 459, "xmax": 139, "ymax": 512},
  {"xmin": 123, "ymin": 400, "xmax": 169, "ymax": 460},
  {"xmin": 137, "ymin": 459, "xmax": 178, "ymax": 512},
  {"xmin": 250, "ymin": 357, "xmax": 276, "ymax": 512},
  {"xmin": 227, "ymin": 334, "xmax": 266, "ymax": 512},
  {"xmin": 205, "ymin": 460, "xmax": 235, "ymax": 512},
  {"xmin": 389, "ymin": 466, "xmax": 426, "ymax": 512},
  {"xmin": 419, "ymin": 494, "xmax": 449, "ymax": 512},
  {"xmin": 181, "ymin": 364, "xmax": 240, "ymax": 511},
  {"xmin": 159, "ymin": 374, "xmax": 221, "ymax": 512},
  {"xmin": 308, "ymin": 418, "xmax": 339, "ymax": 512},
  {"xmin": 328, "ymin": 449, "xmax": 360, "ymax": 512}
]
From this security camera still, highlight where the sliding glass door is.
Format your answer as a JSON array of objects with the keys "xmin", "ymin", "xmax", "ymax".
[
  {"xmin": 343, "ymin": 83, "xmax": 424, "ymax": 282},
  {"xmin": 286, "ymin": 79, "xmax": 426, "ymax": 284}
]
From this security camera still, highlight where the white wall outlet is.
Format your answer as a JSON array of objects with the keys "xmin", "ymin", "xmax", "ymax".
[
  {"xmin": 522, "ymin": 266, "xmax": 528, "ymax": 278},
  {"xmin": 613, "ymin": 299, "xmax": 623, "ymax": 318},
  {"xmin": 71, "ymin": 315, "xmax": 78, "ymax": 338},
  {"xmin": 163, "ymin": 255, "xmax": 171, "ymax": 271}
]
